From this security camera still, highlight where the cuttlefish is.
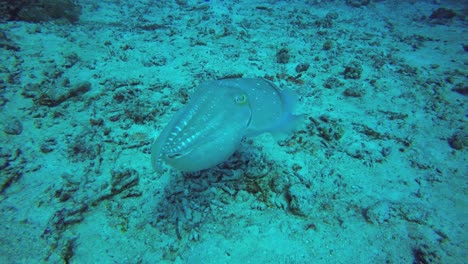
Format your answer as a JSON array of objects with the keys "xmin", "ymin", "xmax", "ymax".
[{"xmin": 151, "ymin": 78, "xmax": 302, "ymax": 172}]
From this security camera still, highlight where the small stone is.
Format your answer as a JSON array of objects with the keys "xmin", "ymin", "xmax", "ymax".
[
  {"xmin": 109, "ymin": 114, "xmax": 120, "ymax": 122},
  {"xmin": 381, "ymin": 146, "xmax": 392, "ymax": 157},
  {"xmin": 463, "ymin": 44, "xmax": 468, "ymax": 52},
  {"xmin": 343, "ymin": 87, "xmax": 365, "ymax": 97},
  {"xmin": 322, "ymin": 40, "xmax": 334, "ymax": 50},
  {"xmin": 4, "ymin": 118, "xmax": 23, "ymax": 135},
  {"xmin": 345, "ymin": 142, "xmax": 364, "ymax": 159},
  {"xmin": 276, "ymin": 48, "xmax": 290, "ymax": 64},
  {"xmin": 40, "ymin": 138, "xmax": 57, "ymax": 153},
  {"xmin": 141, "ymin": 58, "xmax": 153, "ymax": 67},
  {"xmin": 189, "ymin": 229, "xmax": 199, "ymax": 241},
  {"xmin": 325, "ymin": 12, "xmax": 338, "ymax": 20},
  {"xmin": 64, "ymin": 52, "xmax": 80, "ymax": 68},
  {"xmin": 40, "ymin": 143, "xmax": 54, "ymax": 153},
  {"xmin": 396, "ymin": 203, "xmax": 429, "ymax": 224},
  {"xmin": 110, "ymin": 167, "xmax": 138, "ymax": 194},
  {"xmin": 364, "ymin": 201, "xmax": 391, "ymax": 224},
  {"xmin": 295, "ymin": 63, "xmax": 310, "ymax": 73},
  {"xmin": 451, "ymin": 83, "xmax": 468, "ymax": 95},
  {"xmin": 0, "ymin": 157, "xmax": 7, "ymax": 170}
]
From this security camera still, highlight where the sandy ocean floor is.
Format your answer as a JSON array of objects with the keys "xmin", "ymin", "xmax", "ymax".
[{"xmin": 0, "ymin": 0, "xmax": 467, "ymax": 263}]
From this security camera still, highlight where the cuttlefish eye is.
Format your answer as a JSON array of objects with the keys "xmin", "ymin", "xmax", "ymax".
[{"xmin": 234, "ymin": 94, "xmax": 247, "ymax": 105}]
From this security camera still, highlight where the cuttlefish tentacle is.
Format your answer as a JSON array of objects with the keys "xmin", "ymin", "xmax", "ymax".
[
  {"xmin": 150, "ymin": 107, "xmax": 189, "ymax": 172},
  {"xmin": 151, "ymin": 87, "xmax": 213, "ymax": 171}
]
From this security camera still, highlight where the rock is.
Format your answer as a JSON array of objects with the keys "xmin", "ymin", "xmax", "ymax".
[
  {"xmin": 412, "ymin": 245, "xmax": 442, "ymax": 264},
  {"xmin": 175, "ymin": 0, "xmax": 188, "ymax": 6},
  {"xmin": 343, "ymin": 86, "xmax": 365, "ymax": 97},
  {"xmin": 0, "ymin": 148, "xmax": 23, "ymax": 193},
  {"xmin": 3, "ymin": 118, "xmax": 23, "ymax": 135},
  {"xmin": 429, "ymin": 8, "xmax": 457, "ymax": 20},
  {"xmin": 270, "ymin": 173, "xmax": 289, "ymax": 193},
  {"xmin": 344, "ymin": 61, "xmax": 363, "ymax": 79},
  {"xmin": 315, "ymin": 12, "xmax": 338, "ymax": 28},
  {"xmin": 346, "ymin": 0, "xmax": 370, "ymax": 8},
  {"xmin": 448, "ymin": 131, "xmax": 467, "ymax": 150},
  {"xmin": 323, "ymin": 77, "xmax": 344, "ymax": 89},
  {"xmin": 12, "ymin": 0, "xmax": 82, "ymax": 23},
  {"xmin": 345, "ymin": 141, "xmax": 386, "ymax": 163},
  {"xmin": 315, "ymin": 116, "xmax": 345, "ymax": 142},
  {"xmin": 54, "ymin": 173, "xmax": 80, "ymax": 202},
  {"xmin": 0, "ymin": 31, "xmax": 19, "ymax": 51},
  {"xmin": 37, "ymin": 81, "xmax": 91, "ymax": 107},
  {"xmin": 287, "ymin": 184, "xmax": 315, "ymax": 216}
]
